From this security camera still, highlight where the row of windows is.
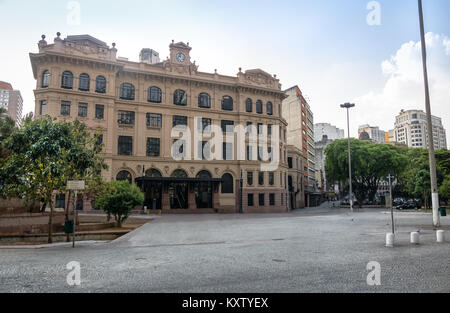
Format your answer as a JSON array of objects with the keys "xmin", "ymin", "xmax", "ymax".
[
  {"xmin": 43, "ymin": 70, "xmax": 107, "ymax": 93},
  {"xmin": 40, "ymin": 101, "xmax": 105, "ymax": 119},
  {"xmin": 44, "ymin": 71, "xmax": 275, "ymax": 114},
  {"xmin": 247, "ymin": 193, "xmax": 276, "ymax": 206}
]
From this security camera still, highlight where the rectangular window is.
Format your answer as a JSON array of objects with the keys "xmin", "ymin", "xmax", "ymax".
[
  {"xmin": 222, "ymin": 142, "xmax": 233, "ymax": 160},
  {"xmin": 118, "ymin": 136, "xmax": 133, "ymax": 156},
  {"xmin": 258, "ymin": 123, "xmax": 263, "ymax": 135},
  {"xmin": 198, "ymin": 141, "xmax": 210, "ymax": 160},
  {"xmin": 95, "ymin": 134, "xmax": 103, "ymax": 150},
  {"xmin": 269, "ymin": 172, "xmax": 274, "ymax": 185},
  {"xmin": 268, "ymin": 124, "xmax": 272, "ymax": 136},
  {"xmin": 118, "ymin": 110, "xmax": 135, "ymax": 125},
  {"xmin": 221, "ymin": 120, "xmax": 234, "ymax": 133},
  {"xmin": 55, "ymin": 194, "xmax": 66, "ymax": 209},
  {"xmin": 173, "ymin": 115, "xmax": 187, "ymax": 128},
  {"xmin": 258, "ymin": 172, "xmax": 264, "ymax": 186},
  {"xmin": 269, "ymin": 194, "xmax": 275, "ymax": 206},
  {"xmin": 288, "ymin": 157, "xmax": 293, "ymax": 169},
  {"xmin": 146, "ymin": 138, "xmax": 160, "ymax": 157},
  {"xmin": 78, "ymin": 103, "xmax": 88, "ymax": 118},
  {"xmin": 147, "ymin": 113, "xmax": 162, "ymax": 128},
  {"xmin": 247, "ymin": 171, "xmax": 253, "ymax": 186},
  {"xmin": 61, "ymin": 101, "xmax": 71, "ymax": 116},
  {"xmin": 247, "ymin": 145, "xmax": 253, "ymax": 161},
  {"xmin": 246, "ymin": 122, "xmax": 253, "ymax": 134},
  {"xmin": 248, "ymin": 194, "xmax": 254, "ymax": 207},
  {"xmin": 172, "ymin": 139, "xmax": 186, "ymax": 158},
  {"xmin": 259, "ymin": 193, "xmax": 265, "ymax": 206},
  {"xmin": 198, "ymin": 118, "xmax": 211, "ymax": 133},
  {"xmin": 40, "ymin": 100, "xmax": 47, "ymax": 115},
  {"xmin": 95, "ymin": 104, "xmax": 104, "ymax": 119}
]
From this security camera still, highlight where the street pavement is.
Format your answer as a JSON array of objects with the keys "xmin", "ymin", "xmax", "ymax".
[{"xmin": 0, "ymin": 202, "xmax": 449, "ymax": 293}]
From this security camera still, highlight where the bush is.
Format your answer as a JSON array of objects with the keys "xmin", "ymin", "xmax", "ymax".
[{"xmin": 94, "ymin": 180, "xmax": 144, "ymax": 227}]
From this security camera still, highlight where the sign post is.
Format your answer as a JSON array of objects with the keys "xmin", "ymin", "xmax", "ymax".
[{"xmin": 67, "ymin": 180, "xmax": 85, "ymax": 248}]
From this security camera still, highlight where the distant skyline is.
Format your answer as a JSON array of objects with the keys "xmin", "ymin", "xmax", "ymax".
[{"xmin": 0, "ymin": 0, "xmax": 449, "ymax": 142}]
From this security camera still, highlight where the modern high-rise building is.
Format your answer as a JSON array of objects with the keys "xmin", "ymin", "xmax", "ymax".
[
  {"xmin": 393, "ymin": 109, "xmax": 447, "ymax": 149},
  {"xmin": 357, "ymin": 124, "xmax": 386, "ymax": 143},
  {"xmin": 0, "ymin": 81, "xmax": 23, "ymax": 125},
  {"xmin": 282, "ymin": 86, "xmax": 317, "ymax": 206},
  {"xmin": 139, "ymin": 48, "xmax": 161, "ymax": 65},
  {"xmin": 314, "ymin": 123, "xmax": 344, "ymax": 142},
  {"xmin": 30, "ymin": 33, "xmax": 289, "ymax": 213}
]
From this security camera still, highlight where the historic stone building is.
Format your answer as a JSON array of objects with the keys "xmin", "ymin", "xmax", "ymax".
[{"xmin": 29, "ymin": 33, "xmax": 289, "ymax": 213}]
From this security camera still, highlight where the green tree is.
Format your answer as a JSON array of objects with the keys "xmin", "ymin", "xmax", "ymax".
[
  {"xmin": 0, "ymin": 117, "xmax": 107, "ymax": 243},
  {"xmin": 325, "ymin": 139, "xmax": 407, "ymax": 206},
  {"xmin": 0, "ymin": 107, "xmax": 16, "ymax": 158},
  {"xmin": 439, "ymin": 176, "xmax": 450, "ymax": 204},
  {"xmin": 94, "ymin": 181, "xmax": 144, "ymax": 227}
]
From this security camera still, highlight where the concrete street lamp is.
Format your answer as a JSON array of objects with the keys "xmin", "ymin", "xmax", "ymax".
[{"xmin": 340, "ymin": 103, "xmax": 355, "ymax": 213}]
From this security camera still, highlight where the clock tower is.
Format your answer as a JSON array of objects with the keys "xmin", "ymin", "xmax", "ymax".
[{"xmin": 169, "ymin": 40, "xmax": 191, "ymax": 65}]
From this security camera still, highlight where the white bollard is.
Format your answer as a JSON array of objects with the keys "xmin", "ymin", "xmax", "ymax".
[
  {"xmin": 436, "ymin": 230, "xmax": 445, "ymax": 243},
  {"xmin": 386, "ymin": 233, "xmax": 395, "ymax": 247},
  {"xmin": 410, "ymin": 232, "xmax": 420, "ymax": 244}
]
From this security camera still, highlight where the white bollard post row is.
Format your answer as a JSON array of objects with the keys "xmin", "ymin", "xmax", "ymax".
[
  {"xmin": 436, "ymin": 230, "xmax": 445, "ymax": 243},
  {"xmin": 410, "ymin": 232, "xmax": 420, "ymax": 245},
  {"xmin": 386, "ymin": 233, "xmax": 394, "ymax": 247}
]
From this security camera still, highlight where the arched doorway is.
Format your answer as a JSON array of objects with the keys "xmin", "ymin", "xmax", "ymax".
[
  {"xmin": 170, "ymin": 169, "xmax": 188, "ymax": 209},
  {"xmin": 144, "ymin": 168, "xmax": 162, "ymax": 210},
  {"xmin": 195, "ymin": 170, "xmax": 213, "ymax": 208}
]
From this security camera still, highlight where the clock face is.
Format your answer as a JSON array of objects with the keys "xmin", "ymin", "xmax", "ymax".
[{"xmin": 176, "ymin": 52, "xmax": 185, "ymax": 62}]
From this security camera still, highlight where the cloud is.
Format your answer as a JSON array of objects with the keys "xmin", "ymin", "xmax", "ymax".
[{"xmin": 353, "ymin": 32, "xmax": 450, "ymax": 147}]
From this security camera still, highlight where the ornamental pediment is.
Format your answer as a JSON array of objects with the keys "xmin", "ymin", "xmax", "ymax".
[{"xmin": 243, "ymin": 69, "xmax": 278, "ymax": 89}]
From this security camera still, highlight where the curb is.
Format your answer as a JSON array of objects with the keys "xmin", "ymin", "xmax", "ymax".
[{"xmin": 0, "ymin": 240, "xmax": 107, "ymax": 249}]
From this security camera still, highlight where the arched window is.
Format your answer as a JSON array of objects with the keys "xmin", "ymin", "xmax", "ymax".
[
  {"xmin": 198, "ymin": 93, "xmax": 211, "ymax": 108},
  {"xmin": 41, "ymin": 70, "xmax": 50, "ymax": 88},
  {"xmin": 256, "ymin": 100, "xmax": 263, "ymax": 114},
  {"xmin": 145, "ymin": 168, "xmax": 162, "ymax": 177},
  {"xmin": 61, "ymin": 71, "xmax": 74, "ymax": 89},
  {"xmin": 148, "ymin": 86, "xmax": 162, "ymax": 103},
  {"xmin": 120, "ymin": 83, "xmax": 135, "ymax": 100},
  {"xmin": 221, "ymin": 96, "xmax": 233, "ymax": 111},
  {"xmin": 196, "ymin": 170, "xmax": 212, "ymax": 179},
  {"xmin": 171, "ymin": 169, "xmax": 188, "ymax": 178},
  {"xmin": 245, "ymin": 98, "xmax": 252, "ymax": 112},
  {"xmin": 266, "ymin": 102, "xmax": 273, "ymax": 115},
  {"xmin": 79, "ymin": 73, "xmax": 90, "ymax": 91},
  {"xmin": 95, "ymin": 76, "xmax": 106, "ymax": 93},
  {"xmin": 221, "ymin": 173, "xmax": 234, "ymax": 194},
  {"xmin": 174, "ymin": 89, "xmax": 187, "ymax": 105},
  {"xmin": 116, "ymin": 170, "xmax": 132, "ymax": 183}
]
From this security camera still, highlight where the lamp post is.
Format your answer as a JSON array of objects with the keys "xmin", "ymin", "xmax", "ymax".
[
  {"xmin": 418, "ymin": 0, "xmax": 440, "ymax": 227},
  {"xmin": 340, "ymin": 103, "xmax": 355, "ymax": 213}
]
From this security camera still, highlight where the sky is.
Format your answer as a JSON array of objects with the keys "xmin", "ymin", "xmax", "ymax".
[{"xmin": 0, "ymin": 0, "xmax": 449, "ymax": 142}]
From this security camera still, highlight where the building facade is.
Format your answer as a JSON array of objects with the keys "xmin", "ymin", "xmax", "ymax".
[
  {"xmin": 0, "ymin": 81, "xmax": 23, "ymax": 125},
  {"xmin": 30, "ymin": 33, "xmax": 290, "ymax": 213},
  {"xmin": 314, "ymin": 135, "xmax": 334, "ymax": 192},
  {"xmin": 393, "ymin": 109, "xmax": 447, "ymax": 149},
  {"xmin": 357, "ymin": 124, "xmax": 386, "ymax": 144},
  {"xmin": 287, "ymin": 145, "xmax": 305, "ymax": 209},
  {"xmin": 314, "ymin": 123, "xmax": 344, "ymax": 142},
  {"xmin": 282, "ymin": 86, "xmax": 317, "ymax": 206}
]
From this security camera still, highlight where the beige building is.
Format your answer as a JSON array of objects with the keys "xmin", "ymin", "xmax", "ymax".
[
  {"xmin": 30, "ymin": 33, "xmax": 290, "ymax": 213},
  {"xmin": 287, "ymin": 145, "xmax": 305, "ymax": 209},
  {"xmin": 0, "ymin": 81, "xmax": 23, "ymax": 125},
  {"xmin": 358, "ymin": 124, "xmax": 386, "ymax": 143},
  {"xmin": 393, "ymin": 109, "xmax": 447, "ymax": 150}
]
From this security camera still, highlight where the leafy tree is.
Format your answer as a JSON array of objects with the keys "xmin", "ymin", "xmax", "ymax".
[
  {"xmin": 0, "ymin": 107, "xmax": 16, "ymax": 158},
  {"xmin": 325, "ymin": 139, "xmax": 407, "ymax": 206},
  {"xmin": 94, "ymin": 181, "xmax": 144, "ymax": 227},
  {"xmin": 439, "ymin": 176, "xmax": 450, "ymax": 204},
  {"xmin": 0, "ymin": 117, "xmax": 107, "ymax": 243}
]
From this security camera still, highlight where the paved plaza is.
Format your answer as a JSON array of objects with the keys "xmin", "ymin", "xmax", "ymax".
[{"xmin": 1, "ymin": 203, "xmax": 449, "ymax": 293}]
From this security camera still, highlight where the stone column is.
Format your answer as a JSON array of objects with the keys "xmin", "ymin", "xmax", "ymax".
[
  {"xmin": 188, "ymin": 191, "xmax": 196, "ymax": 210},
  {"xmin": 162, "ymin": 190, "xmax": 170, "ymax": 211}
]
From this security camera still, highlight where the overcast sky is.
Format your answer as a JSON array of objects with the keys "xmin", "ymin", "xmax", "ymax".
[{"xmin": 0, "ymin": 0, "xmax": 449, "ymax": 142}]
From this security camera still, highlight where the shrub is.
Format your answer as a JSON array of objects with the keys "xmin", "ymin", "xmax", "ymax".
[{"xmin": 94, "ymin": 180, "xmax": 144, "ymax": 227}]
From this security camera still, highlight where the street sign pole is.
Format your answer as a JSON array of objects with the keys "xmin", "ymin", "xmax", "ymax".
[{"xmin": 73, "ymin": 191, "xmax": 77, "ymax": 248}]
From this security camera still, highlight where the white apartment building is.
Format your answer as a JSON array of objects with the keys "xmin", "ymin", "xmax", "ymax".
[
  {"xmin": 394, "ymin": 109, "xmax": 447, "ymax": 149},
  {"xmin": 358, "ymin": 124, "xmax": 386, "ymax": 143},
  {"xmin": 0, "ymin": 81, "xmax": 23, "ymax": 125},
  {"xmin": 314, "ymin": 123, "xmax": 344, "ymax": 142}
]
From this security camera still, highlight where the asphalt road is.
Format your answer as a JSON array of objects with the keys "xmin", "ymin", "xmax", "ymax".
[{"xmin": 1, "ymin": 203, "xmax": 449, "ymax": 293}]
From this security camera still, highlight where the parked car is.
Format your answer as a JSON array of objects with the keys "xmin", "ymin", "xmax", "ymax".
[{"xmin": 395, "ymin": 200, "xmax": 419, "ymax": 210}]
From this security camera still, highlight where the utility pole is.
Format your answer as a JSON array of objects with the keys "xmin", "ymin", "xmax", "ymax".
[
  {"xmin": 388, "ymin": 173, "xmax": 395, "ymax": 234},
  {"xmin": 418, "ymin": 0, "xmax": 440, "ymax": 227},
  {"xmin": 340, "ymin": 103, "xmax": 355, "ymax": 213}
]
